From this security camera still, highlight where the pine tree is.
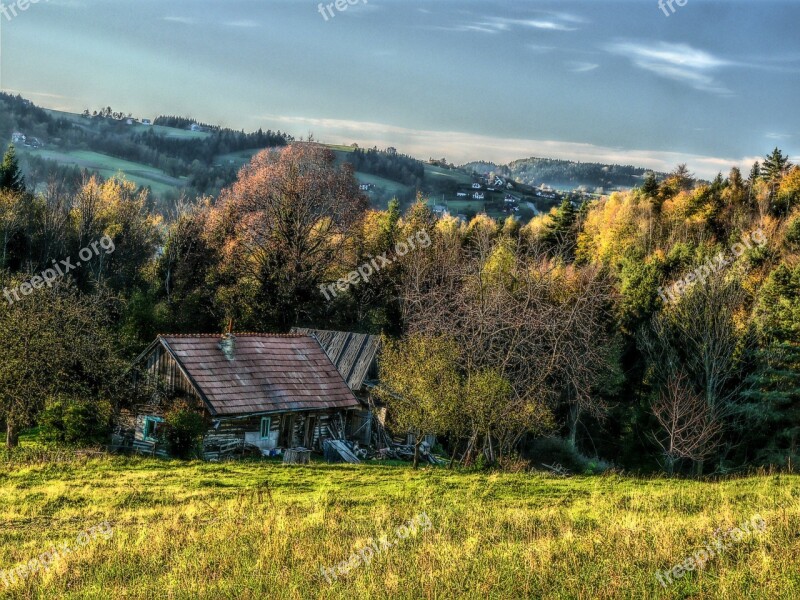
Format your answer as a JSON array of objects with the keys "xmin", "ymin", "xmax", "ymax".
[
  {"xmin": 641, "ymin": 172, "xmax": 659, "ymax": 197},
  {"xmin": 543, "ymin": 199, "xmax": 578, "ymax": 257},
  {"xmin": 741, "ymin": 264, "xmax": 800, "ymax": 466},
  {"xmin": 0, "ymin": 145, "xmax": 25, "ymax": 193},
  {"xmin": 748, "ymin": 161, "xmax": 761, "ymax": 184},
  {"xmin": 762, "ymin": 147, "xmax": 791, "ymax": 186}
]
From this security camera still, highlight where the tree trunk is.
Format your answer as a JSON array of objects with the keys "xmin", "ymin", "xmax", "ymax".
[
  {"xmin": 448, "ymin": 439, "xmax": 460, "ymax": 469},
  {"xmin": 6, "ymin": 421, "xmax": 19, "ymax": 449},
  {"xmin": 694, "ymin": 459, "xmax": 704, "ymax": 477},
  {"xmin": 413, "ymin": 439, "xmax": 421, "ymax": 469},
  {"xmin": 568, "ymin": 405, "xmax": 580, "ymax": 450}
]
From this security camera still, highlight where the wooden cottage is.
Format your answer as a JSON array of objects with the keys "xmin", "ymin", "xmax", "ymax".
[{"xmin": 127, "ymin": 333, "xmax": 361, "ymax": 459}]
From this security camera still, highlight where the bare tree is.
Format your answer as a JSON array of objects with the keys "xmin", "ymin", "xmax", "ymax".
[{"xmin": 651, "ymin": 370, "xmax": 723, "ymax": 475}]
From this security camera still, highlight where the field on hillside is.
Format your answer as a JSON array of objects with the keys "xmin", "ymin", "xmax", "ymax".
[
  {"xmin": 19, "ymin": 148, "xmax": 185, "ymax": 196},
  {"xmin": 0, "ymin": 450, "xmax": 798, "ymax": 599}
]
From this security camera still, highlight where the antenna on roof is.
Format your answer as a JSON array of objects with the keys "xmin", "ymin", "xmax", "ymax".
[{"xmin": 227, "ymin": 318, "xmax": 233, "ymax": 336}]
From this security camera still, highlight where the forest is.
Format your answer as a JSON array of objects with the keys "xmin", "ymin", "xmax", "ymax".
[{"xmin": 0, "ymin": 139, "xmax": 798, "ymax": 477}]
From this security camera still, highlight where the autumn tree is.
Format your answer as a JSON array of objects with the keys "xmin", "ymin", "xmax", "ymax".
[
  {"xmin": 377, "ymin": 334, "xmax": 461, "ymax": 467},
  {"xmin": 207, "ymin": 143, "xmax": 367, "ymax": 330}
]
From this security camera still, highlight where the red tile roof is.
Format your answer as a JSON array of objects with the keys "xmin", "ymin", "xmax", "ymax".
[{"xmin": 158, "ymin": 334, "xmax": 360, "ymax": 416}]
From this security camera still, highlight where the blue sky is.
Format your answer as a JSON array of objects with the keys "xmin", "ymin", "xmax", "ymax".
[{"xmin": 1, "ymin": 0, "xmax": 798, "ymax": 177}]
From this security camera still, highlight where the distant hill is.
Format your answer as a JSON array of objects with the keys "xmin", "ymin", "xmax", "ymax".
[
  {"xmin": 3, "ymin": 94, "xmax": 663, "ymax": 217},
  {"xmin": 463, "ymin": 157, "xmax": 667, "ymax": 192}
]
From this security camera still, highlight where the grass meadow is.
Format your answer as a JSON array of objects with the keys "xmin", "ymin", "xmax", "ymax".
[{"xmin": 0, "ymin": 448, "xmax": 798, "ymax": 599}]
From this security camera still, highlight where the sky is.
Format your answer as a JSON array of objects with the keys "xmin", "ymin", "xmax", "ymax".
[{"xmin": 0, "ymin": 0, "xmax": 798, "ymax": 178}]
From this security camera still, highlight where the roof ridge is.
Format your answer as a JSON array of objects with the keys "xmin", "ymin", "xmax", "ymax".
[{"xmin": 159, "ymin": 333, "xmax": 307, "ymax": 338}]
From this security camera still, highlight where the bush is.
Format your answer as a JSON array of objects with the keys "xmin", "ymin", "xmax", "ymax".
[
  {"xmin": 39, "ymin": 396, "xmax": 112, "ymax": 446},
  {"xmin": 524, "ymin": 436, "xmax": 611, "ymax": 475},
  {"xmin": 163, "ymin": 402, "xmax": 208, "ymax": 459}
]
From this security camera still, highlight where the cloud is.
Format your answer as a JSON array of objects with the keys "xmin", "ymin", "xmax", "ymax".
[
  {"xmin": 225, "ymin": 20, "xmax": 259, "ymax": 28},
  {"xmin": 765, "ymin": 132, "xmax": 792, "ymax": 140},
  {"xmin": 255, "ymin": 114, "xmax": 755, "ymax": 179},
  {"xmin": 163, "ymin": 16, "xmax": 196, "ymax": 25},
  {"xmin": 528, "ymin": 44, "xmax": 556, "ymax": 54},
  {"xmin": 442, "ymin": 12, "xmax": 583, "ymax": 34},
  {"xmin": 567, "ymin": 61, "xmax": 599, "ymax": 73},
  {"xmin": 1, "ymin": 89, "xmax": 68, "ymax": 100},
  {"xmin": 605, "ymin": 41, "xmax": 733, "ymax": 95}
]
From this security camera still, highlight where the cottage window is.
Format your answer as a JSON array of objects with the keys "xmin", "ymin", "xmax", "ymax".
[
  {"xmin": 143, "ymin": 416, "xmax": 164, "ymax": 441},
  {"xmin": 260, "ymin": 417, "xmax": 271, "ymax": 440}
]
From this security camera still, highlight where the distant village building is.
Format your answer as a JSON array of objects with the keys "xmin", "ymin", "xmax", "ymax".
[
  {"xmin": 141, "ymin": 119, "xmax": 152, "ymax": 126},
  {"xmin": 11, "ymin": 132, "xmax": 25, "ymax": 144},
  {"xmin": 471, "ymin": 183, "xmax": 482, "ymax": 189},
  {"xmin": 473, "ymin": 192, "xmax": 485, "ymax": 200},
  {"xmin": 189, "ymin": 123, "xmax": 203, "ymax": 132},
  {"xmin": 456, "ymin": 191, "xmax": 467, "ymax": 197}
]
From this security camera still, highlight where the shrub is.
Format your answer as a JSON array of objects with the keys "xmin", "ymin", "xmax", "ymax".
[
  {"xmin": 163, "ymin": 402, "xmax": 208, "ymax": 459},
  {"xmin": 524, "ymin": 436, "xmax": 611, "ymax": 474},
  {"xmin": 39, "ymin": 396, "xmax": 112, "ymax": 446}
]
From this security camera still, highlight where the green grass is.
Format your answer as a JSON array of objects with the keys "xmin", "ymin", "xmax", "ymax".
[
  {"xmin": 0, "ymin": 449, "xmax": 798, "ymax": 599},
  {"xmin": 354, "ymin": 173, "xmax": 412, "ymax": 197},
  {"xmin": 216, "ymin": 149, "xmax": 262, "ymax": 169},
  {"xmin": 19, "ymin": 148, "xmax": 186, "ymax": 196},
  {"xmin": 424, "ymin": 164, "xmax": 473, "ymax": 186}
]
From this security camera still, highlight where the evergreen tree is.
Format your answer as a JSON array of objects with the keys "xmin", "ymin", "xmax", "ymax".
[
  {"xmin": 762, "ymin": 147, "xmax": 791, "ymax": 186},
  {"xmin": 641, "ymin": 172, "xmax": 659, "ymax": 197},
  {"xmin": 543, "ymin": 199, "xmax": 578, "ymax": 258},
  {"xmin": 0, "ymin": 145, "xmax": 25, "ymax": 193},
  {"xmin": 741, "ymin": 264, "xmax": 800, "ymax": 466},
  {"xmin": 748, "ymin": 161, "xmax": 761, "ymax": 184}
]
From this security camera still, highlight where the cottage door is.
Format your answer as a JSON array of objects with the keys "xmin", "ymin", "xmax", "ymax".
[{"xmin": 279, "ymin": 415, "xmax": 295, "ymax": 448}]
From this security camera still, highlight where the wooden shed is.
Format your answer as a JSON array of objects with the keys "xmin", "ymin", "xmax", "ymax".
[
  {"xmin": 290, "ymin": 328, "xmax": 383, "ymax": 445},
  {"xmin": 127, "ymin": 333, "xmax": 361, "ymax": 459}
]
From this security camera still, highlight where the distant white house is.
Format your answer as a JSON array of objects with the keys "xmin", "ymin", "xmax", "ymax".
[
  {"xmin": 504, "ymin": 194, "xmax": 520, "ymax": 204},
  {"xmin": 141, "ymin": 119, "xmax": 152, "ymax": 126},
  {"xmin": 359, "ymin": 183, "xmax": 373, "ymax": 191},
  {"xmin": 11, "ymin": 132, "xmax": 25, "ymax": 144},
  {"xmin": 456, "ymin": 191, "xmax": 467, "ymax": 197},
  {"xmin": 189, "ymin": 123, "xmax": 204, "ymax": 132},
  {"xmin": 471, "ymin": 183, "xmax": 481, "ymax": 189},
  {"xmin": 432, "ymin": 204, "xmax": 450, "ymax": 218},
  {"xmin": 473, "ymin": 192, "xmax": 485, "ymax": 200},
  {"xmin": 126, "ymin": 118, "xmax": 135, "ymax": 125}
]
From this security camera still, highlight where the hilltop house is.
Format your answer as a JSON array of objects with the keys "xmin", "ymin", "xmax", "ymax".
[
  {"xmin": 11, "ymin": 132, "xmax": 25, "ymax": 144},
  {"xmin": 124, "ymin": 333, "xmax": 361, "ymax": 458}
]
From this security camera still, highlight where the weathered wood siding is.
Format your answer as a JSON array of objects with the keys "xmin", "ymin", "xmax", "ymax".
[{"xmin": 143, "ymin": 345, "xmax": 202, "ymax": 403}]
